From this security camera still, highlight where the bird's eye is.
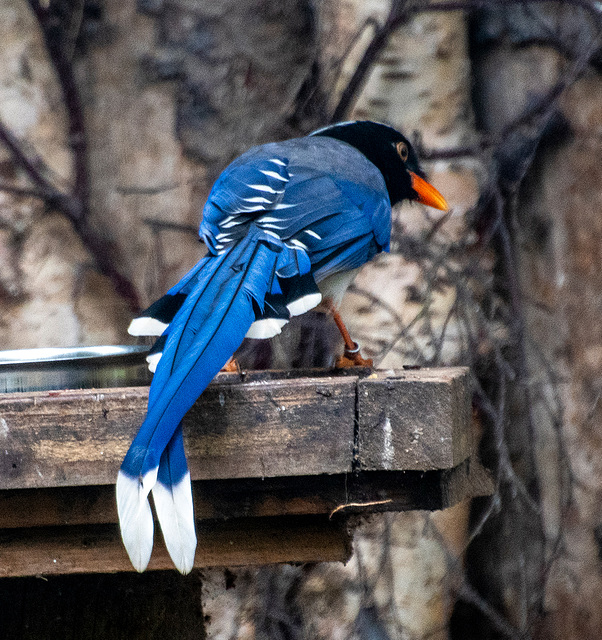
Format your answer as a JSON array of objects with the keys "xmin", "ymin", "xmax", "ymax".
[{"xmin": 396, "ymin": 141, "xmax": 409, "ymax": 161}]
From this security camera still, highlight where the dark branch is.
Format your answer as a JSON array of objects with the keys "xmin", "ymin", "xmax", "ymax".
[
  {"xmin": 27, "ymin": 0, "xmax": 88, "ymax": 220},
  {"xmin": 143, "ymin": 218, "xmax": 199, "ymax": 235},
  {"xmin": 0, "ymin": 180, "xmax": 54, "ymax": 200},
  {"xmin": 330, "ymin": 0, "xmax": 410, "ymax": 122},
  {"xmin": 0, "ymin": 118, "xmax": 63, "ymax": 201}
]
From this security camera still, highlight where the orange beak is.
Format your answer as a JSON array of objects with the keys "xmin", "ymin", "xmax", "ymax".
[{"xmin": 409, "ymin": 172, "xmax": 448, "ymax": 211}]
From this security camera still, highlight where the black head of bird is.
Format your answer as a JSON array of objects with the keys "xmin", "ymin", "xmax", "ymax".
[{"xmin": 311, "ymin": 120, "xmax": 448, "ymax": 211}]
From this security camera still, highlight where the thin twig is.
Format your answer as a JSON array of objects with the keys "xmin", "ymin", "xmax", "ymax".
[
  {"xmin": 0, "ymin": 180, "xmax": 54, "ymax": 200},
  {"xmin": 458, "ymin": 581, "xmax": 526, "ymax": 639},
  {"xmin": 0, "ymin": 118, "xmax": 65, "ymax": 204}
]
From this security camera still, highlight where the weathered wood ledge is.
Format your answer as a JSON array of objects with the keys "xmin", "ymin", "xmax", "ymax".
[{"xmin": 0, "ymin": 367, "xmax": 491, "ymax": 576}]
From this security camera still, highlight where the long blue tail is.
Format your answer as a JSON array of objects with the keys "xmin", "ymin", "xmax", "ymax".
[{"xmin": 117, "ymin": 229, "xmax": 303, "ymax": 572}]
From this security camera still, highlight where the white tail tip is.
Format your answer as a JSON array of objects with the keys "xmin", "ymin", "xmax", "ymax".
[
  {"xmin": 116, "ymin": 470, "xmax": 156, "ymax": 572},
  {"xmin": 152, "ymin": 472, "xmax": 197, "ymax": 574}
]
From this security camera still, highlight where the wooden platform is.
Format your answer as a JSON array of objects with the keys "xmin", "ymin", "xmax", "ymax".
[{"xmin": 0, "ymin": 367, "xmax": 491, "ymax": 577}]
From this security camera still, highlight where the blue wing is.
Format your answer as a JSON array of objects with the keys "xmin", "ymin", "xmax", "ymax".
[
  {"xmin": 201, "ymin": 155, "xmax": 391, "ymax": 270},
  {"xmin": 130, "ymin": 154, "xmax": 390, "ymax": 344},
  {"xmin": 200, "ymin": 156, "xmax": 290, "ymax": 253},
  {"xmin": 198, "ymin": 150, "xmax": 391, "ymax": 334}
]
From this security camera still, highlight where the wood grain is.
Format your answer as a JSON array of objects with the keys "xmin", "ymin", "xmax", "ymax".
[
  {"xmin": 0, "ymin": 376, "xmax": 357, "ymax": 490},
  {"xmin": 0, "ymin": 368, "xmax": 470, "ymax": 490},
  {"xmin": 357, "ymin": 368, "xmax": 472, "ymax": 471},
  {"xmin": 0, "ymin": 367, "xmax": 488, "ymax": 577},
  {"xmin": 184, "ymin": 376, "xmax": 356, "ymax": 481}
]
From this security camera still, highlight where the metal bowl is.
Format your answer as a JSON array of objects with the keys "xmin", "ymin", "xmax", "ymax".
[{"xmin": 0, "ymin": 345, "xmax": 152, "ymax": 393}]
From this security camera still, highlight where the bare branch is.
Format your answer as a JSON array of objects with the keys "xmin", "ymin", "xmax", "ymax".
[
  {"xmin": 143, "ymin": 218, "xmax": 199, "ymax": 235},
  {"xmin": 27, "ymin": 0, "xmax": 89, "ymax": 220},
  {"xmin": 458, "ymin": 581, "xmax": 525, "ymax": 639},
  {"xmin": 0, "ymin": 179, "xmax": 55, "ymax": 201},
  {"xmin": 0, "ymin": 118, "xmax": 64, "ymax": 203}
]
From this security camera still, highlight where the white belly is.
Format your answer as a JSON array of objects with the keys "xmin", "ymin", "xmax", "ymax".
[{"xmin": 317, "ymin": 268, "xmax": 361, "ymax": 308}]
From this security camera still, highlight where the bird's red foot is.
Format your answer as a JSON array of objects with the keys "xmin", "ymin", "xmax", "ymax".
[
  {"xmin": 335, "ymin": 342, "xmax": 373, "ymax": 369},
  {"xmin": 221, "ymin": 358, "xmax": 241, "ymax": 373}
]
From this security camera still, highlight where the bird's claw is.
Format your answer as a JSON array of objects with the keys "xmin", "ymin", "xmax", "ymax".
[
  {"xmin": 221, "ymin": 358, "xmax": 241, "ymax": 373},
  {"xmin": 335, "ymin": 342, "xmax": 373, "ymax": 369}
]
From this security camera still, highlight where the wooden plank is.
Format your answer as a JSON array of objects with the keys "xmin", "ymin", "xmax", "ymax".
[
  {"xmin": 0, "ymin": 376, "xmax": 357, "ymax": 490},
  {"xmin": 0, "ymin": 516, "xmax": 351, "ymax": 578},
  {"xmin": 442, "ymin": 457, "xmax": 494, "ymax": 507},
  {"xmin": 184, "ymin": 376, "xmax": 356, "ymax": 481},
  {"xmin": 0, "ymin": 459, "xmax": 493, "ymax": 529},
  {"xmin": 357, "ymin": 368, "xmax": 472, "ymax": 471},
  {"xmin": 0, "ymin": 367, "xmax": 472, "ymax": 489},
  {"xmin": 0, "ymin": 387, "xmax": 145, "ymax": 490}
]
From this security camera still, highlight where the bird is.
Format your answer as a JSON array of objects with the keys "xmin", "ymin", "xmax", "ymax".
[{"xmin": 118, "ymin": 120, "xmax": 448, "ymax": 573}]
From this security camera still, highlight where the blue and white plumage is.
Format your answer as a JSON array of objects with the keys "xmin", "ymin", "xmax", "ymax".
[{"xmin": 119, "ymin": 121, "xmax": 448, "ymax": 573}]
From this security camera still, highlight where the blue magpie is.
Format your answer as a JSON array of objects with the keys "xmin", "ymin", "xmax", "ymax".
[{"xmin": 118, "ymin": 121, "xmax": 448, "ymax": 573}]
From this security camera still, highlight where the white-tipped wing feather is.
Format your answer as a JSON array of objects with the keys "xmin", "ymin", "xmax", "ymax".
[
  {"xmin": 245, "ymin": 317, "xmax": 288, "ymax": 339},
  {"xmin": 146, "ymin": 351, "xmax": 163, "ymax": 373},
  {"xmin": 128, "ymin": 317, "xmax": 168, "ymax": 337},
  {"xmin": 287, "ymin": 292, "xmax": 322, "ymax": 317}
]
